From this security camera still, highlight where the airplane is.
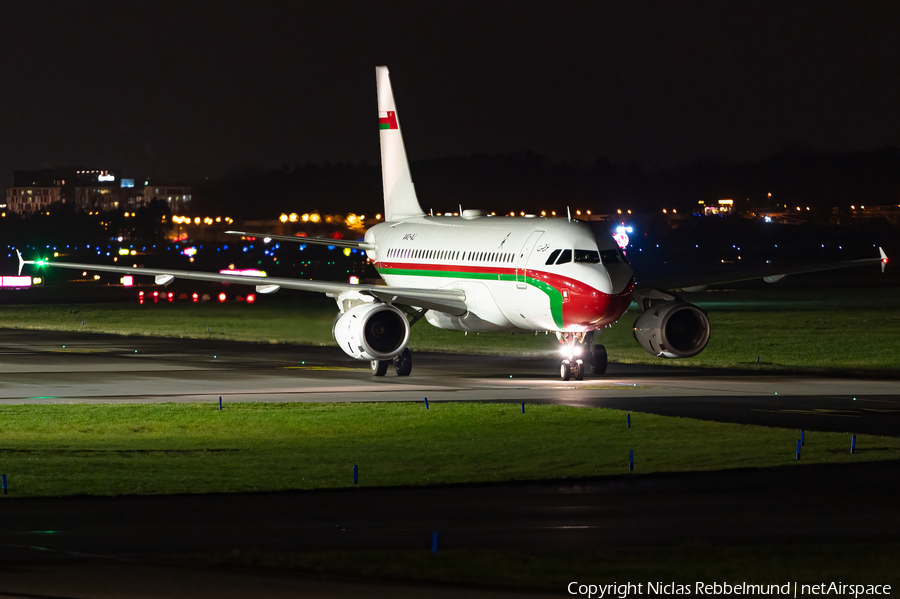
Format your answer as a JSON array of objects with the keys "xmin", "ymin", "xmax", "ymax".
[{"xmin": 18, "ymin": 66, "xmax": 889, "ymax": 380}]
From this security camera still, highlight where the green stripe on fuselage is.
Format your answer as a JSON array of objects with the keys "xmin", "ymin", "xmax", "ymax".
[{"xmin": 377, "ymin": 266, "xmax": 564, "ymax": 329}]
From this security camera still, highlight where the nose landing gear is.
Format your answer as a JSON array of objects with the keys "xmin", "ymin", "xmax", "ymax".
[{"xmin": 557, "ymin": 331, "xmax": 606, "ymax": 380}]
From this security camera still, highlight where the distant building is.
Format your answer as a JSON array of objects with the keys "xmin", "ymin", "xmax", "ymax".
[
  {"xmin": 6, "ymin": 168, "xmax": 190, "ymax": 215},
  {"xmin": 143, "ymin": 185, "xmax": 191, "ymax": 214},
  {"xmin": 6, "ymin": 187, "xmax": 63, "ymax": 214}
]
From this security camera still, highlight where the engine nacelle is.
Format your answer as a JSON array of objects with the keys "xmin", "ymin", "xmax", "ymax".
[
  {"xmin": 633, "ymin": 301, "xmax": 710, "ymax": 359},
  {"xmin": 332, "ymin": 303, "xmax": 410, "ymax": 361}
]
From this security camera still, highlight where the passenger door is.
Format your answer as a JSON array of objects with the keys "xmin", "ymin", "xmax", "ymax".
[{"xmin": 515, "ymin": 231, "xmax": 544, "ymax": 289}]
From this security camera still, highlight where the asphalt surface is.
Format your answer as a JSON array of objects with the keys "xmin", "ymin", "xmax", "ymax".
[{"xmin": 0, "ymin": 329, "xmax": 898, "ymax": 598}]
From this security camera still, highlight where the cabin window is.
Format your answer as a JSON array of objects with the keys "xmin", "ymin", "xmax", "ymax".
[
  {"xmin": 556, "ymin": 249, "xmax": 572, "ymax": 264},
  {"xmin": 574, "ymin": 249, "xmax": 601, "ymax": 264},
  {"xmin": 545, "ymin": 249, "xmax": 561, "ymax": 265}
]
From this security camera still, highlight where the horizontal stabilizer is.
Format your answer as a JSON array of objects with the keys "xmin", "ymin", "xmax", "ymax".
[{"xmin": 226, "ymin": 230, "xmax": 373, "ymax": 251}]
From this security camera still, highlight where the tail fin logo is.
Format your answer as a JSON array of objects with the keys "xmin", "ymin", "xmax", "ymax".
[{"xmin": 378, "ymin": 111, "xmax": 398, "ymax": 130}]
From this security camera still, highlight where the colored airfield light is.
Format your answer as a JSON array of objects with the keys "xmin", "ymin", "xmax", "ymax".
[
  {"xmin": 218, "ymin": 293, "xmax": 227, "ymax": 302},
  {"xmin": 192, "ymin": 293, "xmax": 199, "ymax": 302},
  {"xmin": 246, "ymin": 294, "xmax": 256, "ymax": 304}
]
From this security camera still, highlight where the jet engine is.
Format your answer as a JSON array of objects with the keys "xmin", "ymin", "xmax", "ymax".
[
  {"xmin": 632, "ymin": 301, "xmax": 710, "ymax": 359},
  {"xmin": 332, "ymin": 303, "xmax": 410, "ymax": 361}
]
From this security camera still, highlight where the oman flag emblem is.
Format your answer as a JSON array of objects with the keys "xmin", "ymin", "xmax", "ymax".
[{"xmin": 378, "ymin": 111, "xmax": 398, "ymax": 130}]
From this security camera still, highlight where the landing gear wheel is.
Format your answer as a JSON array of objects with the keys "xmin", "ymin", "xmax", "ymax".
[
  {"xmin": 560, "ymin": 359, "xmax": 571, "ymax": 381},
  {"xmin": 575, "ymin": 360, "xmax": 584, "ymax": 381},
  {"xmin": 371, "ymin": 359, "xmax": 389, "ymax": 377},
  {"xmin": 591, "ymin": 345, "xmax": 608, "ymax": 375},
  {"xmin": 393, "ymin": 348, "xmax": 412, "ymax": 376}
]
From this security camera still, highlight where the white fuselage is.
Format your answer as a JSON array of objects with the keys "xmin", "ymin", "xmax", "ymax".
[{"xmin": 364, "ymin": 215, "xmax": 635, "ymax": 333}]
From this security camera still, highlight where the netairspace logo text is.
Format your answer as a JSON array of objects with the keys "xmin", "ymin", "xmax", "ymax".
[{"xmin": 567, "ymin": 581, "xmax": 892, "ymax": 598}]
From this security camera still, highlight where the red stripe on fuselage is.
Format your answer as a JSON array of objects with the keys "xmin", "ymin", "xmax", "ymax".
[{"xmin": 376, "ymin": 260, "xmax": 634, "ymax": 330}]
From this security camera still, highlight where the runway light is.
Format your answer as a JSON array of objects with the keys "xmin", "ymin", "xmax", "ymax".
[
  {"xmin": 218, "ymin": 293, "xmax": 226, "ymax": 302},
  {"xmin": 192, "ymin": 293, "xmax": 199, "ymax": 302},
  {"xmin": 246, "ymin": 294, "xmax": 256, "ymax": 304}
]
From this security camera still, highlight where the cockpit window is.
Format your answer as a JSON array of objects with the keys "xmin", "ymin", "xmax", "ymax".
[
  {"xmin": 545, "ymin": 249, "xmax": 561, "ymax": 265},
  {"xmin": 574, "ymin": 249, "xmax": 601, "ymax": 264},
  {"xmin": 599, "ymin": 250, "xmax": 621, "ymax": 264},
  {"xmin": 556, "ymin": 249, "xmax": 572, "ymax": 264}
]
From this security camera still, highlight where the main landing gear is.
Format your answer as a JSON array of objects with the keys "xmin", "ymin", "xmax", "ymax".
[
  {"xmin": 371, "ymin": 347, "xmax": 413, "ymax": 377},
  {"xmin": 557, "ymin": 331, "xmax": 607, "ymax": 381}
]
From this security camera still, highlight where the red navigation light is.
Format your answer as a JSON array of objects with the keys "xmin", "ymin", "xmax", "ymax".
[
  {"xmin": 218, "ymin": 293, "xmax": 226, "ymax": 302},
  {"xmin": 246, "ymin": 294, "xmax": 256, "ymax": 304}
]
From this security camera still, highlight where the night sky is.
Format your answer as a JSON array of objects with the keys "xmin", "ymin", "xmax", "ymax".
[{"xmin": 2, "ymin": 1, "xmax": 899, "ymax": 188}]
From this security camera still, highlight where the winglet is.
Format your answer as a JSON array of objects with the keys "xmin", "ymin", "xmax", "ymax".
[
  {"xmin": 880, "ymin": 247, "xmax": 888, "ymax": 273},
  {"xmin": 16, "ymin": 249, "xmax": 24, "ymax": 276}
]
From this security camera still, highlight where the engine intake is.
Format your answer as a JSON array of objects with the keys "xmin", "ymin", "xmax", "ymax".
[
  {"xmin": 332, "ymin": 303, "xmax": 410, "ymax": 361},
  {"xmin": 633, "ymin": 301, "xmax": 710, "ymax": 359}
]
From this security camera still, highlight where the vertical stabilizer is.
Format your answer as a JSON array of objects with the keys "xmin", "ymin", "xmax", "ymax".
[{"xmin": 376, "ymin": 66, "xmax": 424, "ymax": 222}]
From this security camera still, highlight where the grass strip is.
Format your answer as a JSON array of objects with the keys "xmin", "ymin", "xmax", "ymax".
[
  {"xmin": 0, "ymin": 402, "xmax": 896, "ymax": 498},
  {"xmin": 178, "ymin": 544, "xmax": 900, "ymax": 591}
]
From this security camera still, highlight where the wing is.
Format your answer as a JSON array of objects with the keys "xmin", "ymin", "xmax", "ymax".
[
  {"xmin": 225, "ymin": 230, "xmax": 374, "ymax": 251},
  {"xmin": 17, "ymin": 252, "xmax": 467, "ymax": 315},
  {"xmin": 634, "ymin": 247, "xmax": 888, "ymax": 293}
]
